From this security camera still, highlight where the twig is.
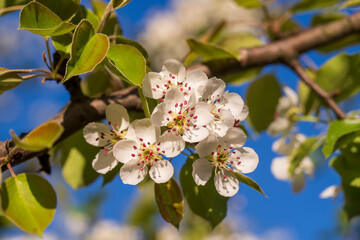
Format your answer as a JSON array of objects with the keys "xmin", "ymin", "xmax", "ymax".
[
  {"xmin": 97, "ymin": 1, "xmax": 114, "ymax": 33},
  {"xmin": 45, "ymin": 37, "xmax": 54, "ymax": 70}
]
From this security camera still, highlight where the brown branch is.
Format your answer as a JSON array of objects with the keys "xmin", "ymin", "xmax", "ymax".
[
  {"xmin": 286, "ymin": 59, "xmax": 346, "ymax": 119},
  {"xmin": 0, "ymin": 86, "xmax": 142, "ymax": 169}
]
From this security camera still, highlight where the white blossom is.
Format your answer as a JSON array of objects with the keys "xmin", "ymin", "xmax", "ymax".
[
  {"xmin": 319, "ymin": 185, "xmax": 341, "ymax": 199},
  {"xmin": 113, "ymin": 119, "xmax": 184, "ymax": 184},
  {"xmin": 192, "ymin": 129, "xmax": 257, "ymax": 197},
  {"xmin": 83, "ymin": 104, "xmax": 130, "ymax": 174}
]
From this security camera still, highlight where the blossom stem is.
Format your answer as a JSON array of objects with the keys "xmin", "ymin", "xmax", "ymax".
[{"xmin": 137, "ymin": 86, "xmax": 151, "ymax": 118}]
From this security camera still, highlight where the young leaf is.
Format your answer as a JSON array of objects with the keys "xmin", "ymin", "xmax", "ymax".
[
  {"xmin": 180, "ymin": 158, "xmax": 228, "ymax": 228},
  {"xmin": 91, "ymin": 0, "xmax": 122, "ymax": 36},
  {"xmin": 19, "ymin": 2, "xmax": 76, "ymax": 37},
  {"xmin": 106, "ymin": 44, "xmax": 146, "ymax": 86},
  {"xmin": 51, "ymin": 33, "xmax": 73, "ymax": 57},
  {"xmin": 187, "ymin": 39, "xmax": 237, "ymax": 61},
  {"xmin": 62, "ymin": 20, "xmax": 109, "ymax": 83},
  {"xmin": 0, "ymin": 68, "xmax": 23, "ymax": 93},
  {"xmin": 233, "ymin": 0, "xmax": 262, "ymax": 8},
  {"xmin": 323, "ymin": 119, "xmax": 360, "ymax": 158},
  {"xmin": 291, "ymin": 0, "xmax": 339, "ymax": 12},
  {"xmin": 112, "ymin": 0, "xmax": 132, "ymax": 9},
  {"xmin": 233, "ymin": 172, "xmax": 267, "ymax": 197},
  {"xmin": 341, "ymin": 0, "xmax": 360, "ymax": 8},
  {"xmin": 246, "ymin": 74, "xmax": 282, "ymax": 132},
  {"xmin": 154, "ymin": 178, "xmax": 184, "ymax": 229},
  {"xmin": 0, "ymin": 173, "xmax": 57, "ymax": 236},
  {"xmin": 36, "ymin": 0, "xmax": 80, "ymax": 21},
  {"xmin": 11, "ymin": 121, "xmax": 64, "ymax": 152}
]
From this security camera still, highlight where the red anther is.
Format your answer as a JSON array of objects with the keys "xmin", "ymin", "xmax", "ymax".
[
  {"xmin": 236, "ymin": 157, "xmax": 240, "ymax": 159},
  {"xmin": 172, "ymin": 128, "xmax": 176, "ymax": 131},
  {"xmin": 180, "ymin": 88, "xmax": 183, "ymax": 91},
  {"xmin": 139, "ymin": 138, "xmax": 143, "ymax": 141},
  {"xmin": 140, "ymin": 167, "xmax": 144, "ymax": 171},
  {"xmin": 131, "ymin": 154, "xmax": 136, "ymax": 157},
  {"xmin": 223, "ymin": 175, "xmax": 227, "ymax": 179},
  {"xmin": 222, "ymin": 161, "xmax": 225, "ymax": 164},
  {"xmin": 149, "ymin": 150, "xmax": 153, "ymax": 155},
  {"xmin": 138, "ymin": 153, "xmax": 142, "ymax": 156},
  {"xmin": 168, "ymin": 110, "xmax": 172, "ymax": 114},
  {"xmin": 175, "ymin": 103, "xmax": 178, "ymax": 107},
  {"xmin": 185, "ymin": 83, "xmax": 188, "ymax": 87},
  {"xmin": 190, "ymin": 107, "xmax": 195, "ymax": 111},
  {"xmin": 230, "ymin": 161, "xmax": 234, "ymax": 164},
  {"xmin": 143, "ymin": 143, "xmax": 146, "ymax": 147},
  {"xmin": 217, "ymin": 151, "xmax": 220, "ymax": 155},
  {"xmin": 166, "ymin": 118, "xmax": 170, "ymax": 121},
  {"xmin": 157, "ymin": 148, "xmax": 160, "ymax": 151},
  {"xmin": 152, "ymin": 88, "xmax": 156, "ymax": 92},
  {"xmin": 178, "ymin": 111, "xmax": 181, "ymax": 114},
  {"xmin": 147, "ymin": 142, "xmax": 150, "ymax": 145},
  {"xmin": 176, "ymin": 133, "xmax": 179, "ymax": 136},
  {"xmin": 157, "ymin": 142, "xmax": 161, "ymax": 145},
  {"xmin": 141, "ymin": 160, "xmax": 145, "ymax": 163},
  {"xmin": 155, "ymin": 158, "xmax": 158, "ymax": 162},
  {"xmin": 193, "ymin": 116, "xmax": 198, "ymax": 119},
  {"xmin": 238, "ymin": 161, "xmax": 241, "ymax": 165},
  {"xmin": 133, "ymin": 146, "xmax": 137, "ymax": 149},
  {"xmin": 184, "ymin": 101, "xmax": 188, "ymax": 105},
  {"xmin": 108, "ymin": 121, "xmax": 111, "ymax": 125},
  {"xmin": 96, "ymin": 138, "xmax": 99, "ymax": 141},
  {"xmin": 162, "ymin": 91, "xmax": 166, "ymax": 94},
  {"xmin": 177, "ymin": 116, "xmax": 182, "ymax": 119},
  {"xmin": 150, "ymin": 163, "xmax": 153, "ymax": 167},
  {"xmin": 180, "ymin": 103, "xmax": 183, "ymax": 107},
  {"xmin": 105, "ymin": 152, "xmax": 108, "ymax": 156},
  {"xmin": 156, "ymin": 84, "xmax": 160, "ymax": 88},
  {"xmin": 193, "ymin": 125, "xmax": 197, "ymax": 128},
  {"xmin": 188, "ymin": 87, "xmax": 191, "ymax": 90},
  {"xmin": 229, "ymin": 168, "xmax": 233, "ymax": 171},
  {"xmin": 114, "ymin": 123, "xmax": 118, "ymax": 126},
  {"xmin": 190, "ymin": 114, "xmax": 194, "ymax": 117},
  {"xmin": 162, "ymin": 151, "xmax": 165, "ymax": 153},
  {"xmin": 160, "ymin": 99, "xmax": 164, "ymax": 102},
  {"xmin": 137, "ymin": 163, "xmax": 140, "ymax": 166}
]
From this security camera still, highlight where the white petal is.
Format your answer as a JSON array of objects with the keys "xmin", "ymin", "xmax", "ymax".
[
  {"xmin": 92, "ymin": 150, "xmax": 118, "ymax": 174},
  {"xmin": 222, "ymin": 92, "xmax": 244, "ymax": 120},
  {"xmin": 192, "ymin": 102, "xmax": 213, "ymax": 126},
  {"xmin": 192, "ymin": 158, "xmax": 213, "ymax": 186},
  {"xmin": 270, "ymin": 156, "xmax": 290, "ymax": 181},
  {"xmin": 299, "ymin": 157, "xmax": 315, "ymax": 177},
  {"xmin": 232, "ymin": 147, "xmax": 258, "ymax": 173},
  {"xmin": 151, "ymin": 102, "xmax": 168, "ymax": 127},
  {"xmin": 283, "ymin": 86, "xmax": 298, "ymax": 106},
  {"xmin": 195, "ymin": 134, "xmax": 218, "ymax": 157},
  {"xmin": 83, "ymin": 122, "xmax": 111, "ymax": 147},
  {"xmin": 319, "ymin": 185, "xmax": 341, "ymax": 199},
  {"xmin": 220, "ymin": 127, "xmax": 246, "ymax": 148},
  {"xmin": 208, "ymin": 120, "xmax": 230, "ymax": 137},
  {"xmin": 162, "ymin": 59, "xmax": 186, "ymax": 83},
  {"xmin": 185, "ymin": 69, "xmax": 208, "ymax": 98},
  {"xmin": 272, "ymin": 137, "xmax": 292, "ymax": 155},
  {"xmin": 158, "ymin": 132, "xmax": 185, "ymax": 158},
  {"xmin": 120, "ymin": 159, "xmax": 147, "ymax": 185},
  {"xmin": 149, "ymin": 160, "xmax": 174, "ymax": 183},
  {"xmin": 276, "ymin": 96, "xmax": 292, "ymax": 116},
  {"xmin": 113, "ymin": 139, "xmax": 138, "ymax": 163},
  {"xmin": 142, "ymin": 72, "xmax": 166, "ymax": 99},
  {"xmin": 209, "ymin": 109, "xmax": 235, "ymax": 137},
  {"xmin": 238, "ymin": 105, "xmax": 249, "ymax": 121},
  {"xmin": 131, "ymin": 118, "xmax": 158, "ymax": 144},
  {"xmin": 183, "ymin": 126, "xmax": 209, "ymax": 143},
  {"xmin": 164, "ymin": 87, "xmax": 185, "ymax": 112},
  {"xmin": 203, "ymin": 77, "xmax": 225, "ymax": 100},
  {"xmin": 267, "ymin": 117, "xmax": 290, "ymax": 136},
  {"xmin": 291, "ymin": 171, "xmax": 305, "ymax": 193},
  {"xmin": 214, "ymin": 170, "xmax": 239, "ymax": 197},
  {"xmin": 105, "ymin": 104, "xmax": 129, "ymax": 131}
]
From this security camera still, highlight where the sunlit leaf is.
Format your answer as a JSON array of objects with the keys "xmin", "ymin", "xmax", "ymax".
[
  {"xmin": 187, "ymin": 39, "xmax": 237, "ymax": 61},
  {"xmin": 112, "ymin": 36, "xmax": 148, "ymax": 60},
  {"xmin": 112, "ymin": 0, "xmax": 131, "ymax": 9},
  {"xmin": 81, "ymin": 67, "xmax": 114, "ymax": 97},
  {"xmin": 0, "ymin": 173, "xmax": 56, "ymax": 236},
  {"xmin": 246, "ymin": 74, "xmax": 282, "ymax": 132},
  {"xmin": 154, "ymin": 178, "xmax": 184, "ymax": 229},
  {"xmin": 233, "ymin": 0, "xmax": 262, "ymax": 8},
  {"xmin": 71, "ymin": 5, "xmax": 100, "ymax": 31},
  {"xmin": 62, "ymin": 20, "xmax": 109, "ymax": 83},
  {"xmin": 180, "ymin": 158, "xmax": 228, "ymax": 228},
  {"xmin": 51, "ymin": 33, "xmax": 72, "ymax": 57},
  {"xmin": 0, "ymin": 68, "xmax": 23, "ymax": 93},
  {"xmin": 292, "ymin": 0, "xmax": 339, "ymax": 12},
  {"xmin": 233, "ymin": 172, "xmax": 267, "ymax": 196},
  {"xmin": 341, "ymin": 0, "xmax": 360, "ymax": 8},
  {"xmin": 11, "ymin": 121, "xmax": 64, "ymax": 152},
  {"xmin": 106, "ymin": 44, "xmax": 146, "ymax": 86},
  {"xmin": 36, "ymin": 0, "xmax": 80, "ymax": 20}
]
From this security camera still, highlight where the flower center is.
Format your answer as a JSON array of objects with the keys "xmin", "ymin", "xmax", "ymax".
[
  {"xmin": 97, "ymin": 121, "xmax": 128, "ymax": 157},
  {"xmin": 206, "ymin": 145, "xmax": 240, "ymax": 177},
  {"xmin": 134, "ymin": 140, "xmax": 164, "ymax": 170},
  {"xmin": 165, "ymin": 103, "xmax": 198, "ymax": 135}
]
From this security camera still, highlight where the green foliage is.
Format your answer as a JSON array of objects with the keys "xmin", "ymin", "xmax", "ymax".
[
  {"xmin": 292, "ymin": 0, "xmax": 339, "ymax": 12},
  {"xmin": 91, "ymin": 0, "xmax": 122, "ymax": 36},
  {"xmin": 0, "ymin": 173, "xmax": 57, "ymax": 236},
  {"xmin": 11, "ymin": 121, "xmax": 64, "ymax": 152},
  {"xmin": 233, "ymin": 0, "xmax": 262, "ymax": 8},
  {"xmin": 180, "ymin": 158, "xmax": 228, "ymax": 228},
  {"xmin": 341, "ymin": 0, "xmax": 360, "ymax": 8},
  {"xmin": 154, "ymin": 178, "xmax": 184, "ymax": 228},
  {"xmin": 323, "ymin": 119, "xmax": 360, "ymax": 157},
  {"xmin": 71, "ymin": 5, "xmax": 100, "ymax": 30},
  {"xmin": 19, "ymin": 2, "xmax": 76, "ymax": 37},
  {"xmin": 112, "ymin": 0, "xmax": 132, "ymax": 9},
  {"xmin": 246, "ymin": 74, "xmax": 282, "ymax": 132},
  {"xmin": 187, "ymin": 39, "xmax": 237, "ymax": 61},
  {"xmin": 36, "ymin": 0, "xmax": 80, "ymax": 20},
  {"xmin": 81, "ymin": 66, "xmax": 115, "ymax": 97},
  {"xmin": 62, "ymin": 20, "xmax": 109, "ymax": 82},
  {"xmin": 52, "ymin": 33, "xmax": 73, "ymax": 57},
  {"xmin": 112, "ymin": 36, "xmax": 149, "ymax": 60},
  {"xmin": 106, "ymin": 44, "xmax": 147, "ymax": 86},
  {"xmin": 233, "ymin": 172, "xmax": 267, "ymax": 196},
  {"xmin": 53, "ymin": 130, "xmax": 100, "ymax": 189},
  {"xmin": 0, "ymin": 68, "xmax": 23, "ymax": 94}
]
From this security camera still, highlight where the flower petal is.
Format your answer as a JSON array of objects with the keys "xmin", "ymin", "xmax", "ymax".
[
  {"xmin": 270, "ymin": 156, "xmax": 290, "ymax": 181},
  {"xmin": 299, "ymin": 157, "xmax": 315, "ymax": 177},
  {"xmin": 319, "ymin": 185, "xmax": 341, "ymax": 199},
  {"xmin": 192, "ymin": 158, "xmax": 213, "ymax": 186},
  {"xmin": 283, "ymin": 86, "xmax": 298, "ymax": 106},
  {"xmin": 192, "ymin": 102, "xmax": 213, "ymax": 126},
  {"xmin": 92, "ymin": 150, "xmax": 118, "ymax": 174},
  {"xmin": 83, "ymin": 122, "xmax": 111, "ymax": 147},
  {"xmin": 151, "ymin": 102, "xmax": 168, "ymax": 127},
  {"xmin": 222, "ymin": 92, "xmax": 244, "ymax": 120},
  {"xmin": 142, "ymin": 72, "xmax": 166, "ymax": 99},
  {"xmin": 105, "ymin": 104, "xmax": 129, "ymax": 131},
  {"xmin": 131, "ymin": 118, "xmax": 159, "ymax": 144},
  {"xmin": 149, "ymin": 160, "xmax": 174, "ymax": 183},
  {"xmin": 164, "ymin": 87, "xmax": 185, "ymax": 112},
  {"xmin": 186, "ymin": 69, "xmax": 208, "ymax": 98},
  {"xmin": 214, "ymin": 170, "xmax": 239, "ymax": 197},
  {"xmin": 232, "ymin": 147, "xmax": 258, "ymax": 173},
  {"xmin": 220, "ymin": 127, "xmax": 246, "ymax": 148},
  {"xmin": 267, "ymin": 117, "xmax": 290, "ymax": 136},
  {"xmin": 195, "ymin": 134, "xmax": 218, "ymax": 157},
  {"xmin": 183, "ymin": 126, "xmax": 209, "ymax": 143},
  {"xmin": 272, "ymin": 137, "xmax": 292, "ymax": 155},
  {"xmin": 291, "ymin": 171, "xmax": 305, "ymax": 193},
  {"xmin": 162, "ymin": 59, "xmax": 186, "ymax": 84},
  {"xmin": 120, "ymin": 159, "xmax": 147, "ymax": 185},
  {"xmin": 113, "ymin": 139, "xmax": 138, "ymax": 163},
  {"xmin": 203, "ymin": 77, "xmax": 225, "ymax": 100},
  {"xmin": 158, "ymin": 132, "xmax": 185, "ymax": 158},
  {"xmin": 238, "ymin": 105, "xmax": 249, "ymax": 121},
  {"xmin": 208, "ymin": 109, "xmax": 234, "ymax": 137}
]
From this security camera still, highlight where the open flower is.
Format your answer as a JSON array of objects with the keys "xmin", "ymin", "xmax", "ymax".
[
  {"xmin": 151, "ymin": 87, "xmax": 213, "ymax": 143},
  {"xmin": 142, "ymin": 59, "xmax": 208, "ymax": 100},
  {"xmin": 268, "ymin": 86, "xmax": 299, "ymax": 136},
  {"xmin": 113, "ymin": 119, "xmax": 184, "ymax": 185},
  {"xmin": 271, "ymin": 134, "xmax": 315, "ymax": 193},
  {"xmin": 192, "ymin": 129, "xmax": 257, "ymax": 197},
  {"xmin": 83, "ymin": 104, "xmax": 130, "ymax": 174}
]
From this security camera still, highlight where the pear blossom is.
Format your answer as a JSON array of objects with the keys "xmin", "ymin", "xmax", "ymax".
[
  {"xmin": 142, "ymin": 59, "xmax": 208, "ymax": 100},
  {"xmin": 192, "ymin": 129, "xmax": 258, "ymax": 197},
  {"xmin": 151, "ymin": 87, "xmax": 213, "ymax": 143},
  {"xmin": 199, "ymin": 77, "xmax": 249, "ymax": 136},
  {"xmin": 113, "ymin": 119, "xmax": 184, "ymax": 185},
  {"xmin": 83, "ymin": 104, "xmax": 130, "ymax": 174},
  {"xmin": 268, "ymin": 86, "xmax": 299, "ymax": 136},
  {"xmin": 319, "ymin": 185, "xmax": 341, "ymax": 199},
  {"xmin": 271, "ymin": 134, "xmax": 315, "ymax": 193}
]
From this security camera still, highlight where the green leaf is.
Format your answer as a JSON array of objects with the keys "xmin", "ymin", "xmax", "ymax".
[
  {"xmin": 106, "ymin": 44, "xmax": 146, "ymax": 86},
  {"xmin": 112, "ymin": 36, "xmax": 148, "ymax": 60},
  {"xmin": 81, "ymin": 67, "xmax": 114, "ymax": 97},
  {"xmin": 342, "ymin": 183, "xmax": 360, "ymax": 220},
  {"xmin": 71, "ymin": 5, "xmax": 100, "ymax": 31},
  {"xmin": 292, "ymin": 0, "xmax": 339, "ymax": 12},
  {"xmin": 0, "ymin": 173, "xmax": 56, "ymax": 236},
  {"xmin": 112, "ymin": 0, "xmax": 131, "ymax": 9},
  {"xmin": 323, "ymin": 119, "xmax": 360, "ymax": 157},
  {"xmin": 53, "ymin": 130, "xmax": 99, "ymax": 189},
  {"xmin": 36, "ymin": 0, "xmax": 80, "ymax": 20},
  {"xmin": 289, "ymin": 137, "xmax": 321, "ymax": 175},
  {"xmin": 341, "ymin": 0, "xmax": 360, "ymax": 8},
  {"xmin": 233, "ymin": 172, "xmax": 267, "ymax": 196},
  {"xmin": 233, "ymin": 0, "xmax": 262, "ymax": 8},
  {"xmin": 187, "ymin": 39, "xmax": 237, "ymax": 61},
  {"xmin": 19, "ymin": 2, "xmax": 76, "ymax": 37},
  {"xmin": 0, "ymin": 68, "xmax": 23, "ymax": 93},
  {"xmin": 154, "ymin": 178, "xmax": 184, "ymax": 229},
  {"xmin": 51, "ymin": 33, "xmax": 72, "ymax": 57},
  {"xmin": 91, "ymin": 0, "xmax": 122, "ymax": 36},
  {"xmin": 0, "ymin": 0, "xmax": 31, "ymax": 15},
  {"xmin": 180, "ymin": 158, "xmax": 228, "ymax": 228},
  {"xmin": 246, "ymin": 74, "xmax": 282, "ymax": 132},
  {"xmin": 62, "ymin": 20, "xmax": 109, "ymax": 83},
  {"xmin": 11, "ymin": 121, "xmax": 64, "ymax": 152}
]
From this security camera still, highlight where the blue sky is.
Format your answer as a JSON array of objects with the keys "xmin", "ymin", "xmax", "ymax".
[{"xmin": 0, "ymin": 1, "xmax": 357, "ymax": 239}]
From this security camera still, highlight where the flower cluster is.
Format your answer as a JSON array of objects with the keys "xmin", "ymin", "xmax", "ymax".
[
  {"xmin": 83, "ymin": 59, "xmax": 258, "ymax": 197},
  {"xmin": 270, "ymin": 134, "xmax": 314, "ymax": 193}
]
